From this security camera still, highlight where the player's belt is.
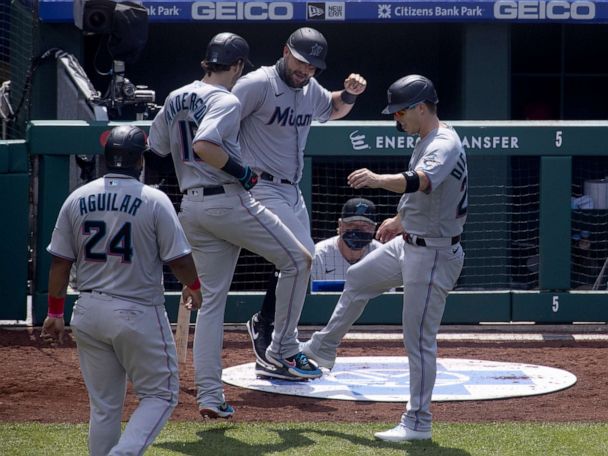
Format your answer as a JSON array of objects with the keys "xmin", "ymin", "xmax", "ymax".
[
  {"xmin": 403, "ymin": 233, "xmax": 460, "ymax": 248},
  {"xmin": 260, "ymin": 171, "xmax": 295, "ymax": 185},
  {"xmin": 184, "ymin": 186, "xmax": 225, "ymax": 196}
]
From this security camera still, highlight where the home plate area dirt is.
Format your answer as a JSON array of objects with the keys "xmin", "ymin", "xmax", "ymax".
[{"xmin": 1, "ymin": 327, "xmax": 607, "ymax": 423}]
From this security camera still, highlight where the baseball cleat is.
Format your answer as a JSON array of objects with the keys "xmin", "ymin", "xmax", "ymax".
[
  {"xmin": 265, "ymin": 351, "xmax": 322, "ymax": 379},
  {"xmin": 199, "ymin": 402, "xmax": 235, "ymax": 419},
  {"xmin": 374, "ymin": 423, "xmax": 432, "ymax": 442},
  {"xmin": 300, "ymin": 341, "xmax": 335, "ymax": 370},
  {"xmin": 254, "ymin": 361, "xmax": 309, "ymax": 381},
  {"xmin": 245, "ymin": 312, "xmax": 273, "ymax": 365}
]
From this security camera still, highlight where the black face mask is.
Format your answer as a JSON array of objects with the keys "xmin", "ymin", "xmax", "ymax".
[{"xmin": 342, "ymin": 230, "xmax": 374, "ymax": 250}]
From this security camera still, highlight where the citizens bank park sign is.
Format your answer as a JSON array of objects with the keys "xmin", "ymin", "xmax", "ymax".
[{"xmin": 39, "ymin": 0, "xmax": 608, "ymax": 23}]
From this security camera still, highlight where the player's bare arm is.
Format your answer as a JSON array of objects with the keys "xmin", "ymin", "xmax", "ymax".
[
  {"xmin": 376, "ymin": 215, "xmax": 404, "ymax": 243},
  {"xmin": 193, "ymin": 140, "xmax": 231, "ymax": 168},
  {"xmin": 329, "ymin": 73, "xmax": 367, "ymax": 120},
  {"xmin": 41, "ymin": 255, "xmax": 73, "ymax": 344},
  {"xmin": 348, "ymin": 168, "xmax": 429, "ymax": 193},
  {"xmin": 167, "ymin": 254, "xmax": 202, "ymax": 310},
  {"xmin": 193, "ymin": 140, "xmax": 257, "ymax": 190}
]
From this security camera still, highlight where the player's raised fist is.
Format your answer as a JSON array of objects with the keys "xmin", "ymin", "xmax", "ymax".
[{"xmin": 344, "ymin": 73, "xmax": 367, "ymax": 95}]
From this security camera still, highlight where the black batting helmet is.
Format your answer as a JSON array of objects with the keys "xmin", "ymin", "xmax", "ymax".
[
  {"xmin": 286, "ymin": 27, "xmax": 327, "ymax": 70},
  {"xmin": 205, "ymin": 32, "xmax": 251, "ymax": 66},
  {"xmin": 382, "ymin": 75, "xmax": 438, "ymax": 115},
  {"xmin": 104, "ymin": 125, "xmax": 147, "ymax": 171}
]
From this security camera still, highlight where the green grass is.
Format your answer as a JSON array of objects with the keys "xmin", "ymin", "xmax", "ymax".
[{"xmin": 1, "ymin": 422, "xmax": 607, "ymax": 455}]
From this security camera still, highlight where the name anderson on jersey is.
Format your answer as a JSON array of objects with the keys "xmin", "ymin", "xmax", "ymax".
[
  {"xmin": 164, "ymin": 92, "xmax": 207, "ymax": 125},
  {"xmin": 79, "ymin": 193, "xmax": 143, "ymax": 216}
]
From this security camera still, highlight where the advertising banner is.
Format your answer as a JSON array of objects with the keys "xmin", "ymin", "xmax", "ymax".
[{"xmin": 40, "ymin": 1, "xmax": 608, "ymax": 24}]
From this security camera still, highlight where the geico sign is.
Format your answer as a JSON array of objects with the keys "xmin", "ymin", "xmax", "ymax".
[
  {"xmin": 494, "ymin": 1, "xmax": 596, "ymax": 20},
  {"xmin": 192, "ymin": 2, "xmax": 293, "ymax": 20}
]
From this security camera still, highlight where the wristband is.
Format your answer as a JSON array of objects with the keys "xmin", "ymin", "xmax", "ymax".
[
  {"xmin": 48, "ymin": 295, "xmax": 65, "ymax": 318},
  {"xmin": 402, "ymin": 170, "xmax": 420, "ymax": 193},
  {"xmin": 188, "ymin": 277, "xmax": 201, "ymax": 291},
  {"xmin": 340, "ymin": 90, "xmax": 357, "ymax": 104},
  {"xmin": 221, "ymin": 156, "xmax": 247, "ymax": 180}
]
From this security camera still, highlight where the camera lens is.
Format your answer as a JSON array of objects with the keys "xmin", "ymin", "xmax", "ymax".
[
  {"xmin": 122, "ymin": 82, "xmax": 136, "ymax": 98},
  {"xmin": 86, "ymin": 10, "xmax": 111, "ymax": 33}
]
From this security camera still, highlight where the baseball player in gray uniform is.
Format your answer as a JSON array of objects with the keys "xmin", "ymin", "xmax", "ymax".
[
  {"xmin": 234, "ymin": 28, "xmax": 367, "ymax": 378},
  {"xmin": 312, "ymin": 198, "xmax": 381, "ymax": 282},
  {"xmin": 149, "ymin": 32, "xmax": 322, "ymax": 415},
  {"xmin": 301, "ymin": 75, "xmax": 467, "ymax": 442},
  {"xmin": 41, "ymin": 125, "xmax": 202, "ymax": 456}
]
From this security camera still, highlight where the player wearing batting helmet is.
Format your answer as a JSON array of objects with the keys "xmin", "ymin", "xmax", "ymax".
[
  {"xmin": 42, "ymin": 125, "xmax": 202, "ymax": 454},
  {"xmin": 301, "ymin": 74, "xmax": 467, "ymax": 442},
  {"xmin": 149, "ymin": 32, "xmax": 326, "ymax": 420},
  {"xmin": 233, "ymin": 27, "xmax": 367, "ymax": 381}
]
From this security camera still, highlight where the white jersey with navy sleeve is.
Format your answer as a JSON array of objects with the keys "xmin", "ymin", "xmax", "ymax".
[
  {"xmin": 233, "ymin": 64, "xmax": 333, "ymax": 183},
  {"xmin": 398, "ymin": 125, "xmax": 468, "ymax": 238},
  {"xmin": 312, "ymin": 236, "xmax": 383, "ymax": 281},
  {"xmin": 149, "ymin": 80, "xmax": 244, "ymax": 191},
  {"xmin": 47, "ymin": 174, "xmax": 191, "ymax": 306}
]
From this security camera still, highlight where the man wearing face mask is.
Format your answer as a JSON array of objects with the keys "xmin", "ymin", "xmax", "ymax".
[
  {"xmin": 234, "ymin": 27, "xmax": 367, "ymax": 381},
  {"xmin": 312, "ymin": 198, "xmax": 381, "ymax": 281}
]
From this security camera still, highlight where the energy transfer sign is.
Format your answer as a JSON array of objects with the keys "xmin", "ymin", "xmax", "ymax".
[{"xmin": 222, "ymin": 356, "xmax": 577, "ymax": 402}]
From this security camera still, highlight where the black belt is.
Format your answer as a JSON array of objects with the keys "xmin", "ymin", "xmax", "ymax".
[
  {"xmin": 403, "ymin": 233, "xmax": 461, "ymax": 247},
  {"xmin": 184, "ymin": 186, "xmax": 225, "ymax": 196},
  {"xmin": 260, "ymin": 171, "xmax": 295, "ymax": 185}
]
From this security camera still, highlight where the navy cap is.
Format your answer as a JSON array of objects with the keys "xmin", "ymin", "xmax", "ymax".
[{"xmin": 341, "ymin": 198, "xmax": 376, "ymax": 224}]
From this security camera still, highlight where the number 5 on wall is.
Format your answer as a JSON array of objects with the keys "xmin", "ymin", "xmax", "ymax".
[
  {"xmin": 552, "ymin": 295, "xmax": 559, "ymax": 313},
  {"xmin": 555, "ymin": 131, "xmax": 563, "ymax": 148}
]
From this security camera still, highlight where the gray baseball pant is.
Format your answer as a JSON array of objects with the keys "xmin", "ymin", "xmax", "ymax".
[
  {"xmin": 71, "ymin": 292, "xmax": 179, "ymax": 456},
  {"xmin": 180, "ymin": 184, "xmax": 312, "ymax": 409},
  {"xmin": 305, "ymin": 236, "xmax": 464, "ymax": 431}
]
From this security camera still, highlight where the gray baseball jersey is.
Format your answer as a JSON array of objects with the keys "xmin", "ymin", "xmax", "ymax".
[
  {"xmin": 233, "ymin": 65, "xmax": 333, "ymax": 183},
  {"xmin": 149, "ymin": 79, "xmax": 314, "ymax": 408},
  {"xmin": 312, "ymin": 236, "xmax": 383, "ymax": 281},
  {"xmin": 47, "ymin": 174, "xmax": 189, "ymax": 455},
  {"xmin": 398, "ymin": 124, "xmax": 467, "ymax": 237},
  {"xmin": 47, "ymin": 174, "xmax": 191, "ymax": 306},
  {"xmin": 303, "ymin": 123, "xmax": 467, "ymax": 433},
  {"xmin": 149, "ymin": 80, "xmax": 244, "ymax": 191}
]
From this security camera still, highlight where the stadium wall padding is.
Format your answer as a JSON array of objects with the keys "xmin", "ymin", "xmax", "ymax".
[
  {"xmin": 0, "ymin": 140, "xmax": 29, "ymax": 319},
  {"xmin": 20, "ymin": 120, "xmax": 608, "ymax": 325}
]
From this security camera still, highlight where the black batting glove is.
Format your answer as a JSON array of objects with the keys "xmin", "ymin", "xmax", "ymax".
[{"xmin": 239, "ymin": 166, "xmax": 258, "ymax": 190}]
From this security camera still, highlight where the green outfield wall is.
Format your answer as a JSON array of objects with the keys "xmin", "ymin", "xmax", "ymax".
[{"xmin": 3, "ymin": 120, "xmax": 607, "ymax": 325}]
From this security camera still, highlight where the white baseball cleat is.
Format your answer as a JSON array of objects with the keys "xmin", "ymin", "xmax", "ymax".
[{"xmin": 374, "ymin": 423, "xmax": 432, "ymax": 442}]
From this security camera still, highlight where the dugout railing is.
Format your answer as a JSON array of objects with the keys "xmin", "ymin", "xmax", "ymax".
[{"xmin": 4, "ymin": 120, "xmax": 608, "ymax": 325}]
